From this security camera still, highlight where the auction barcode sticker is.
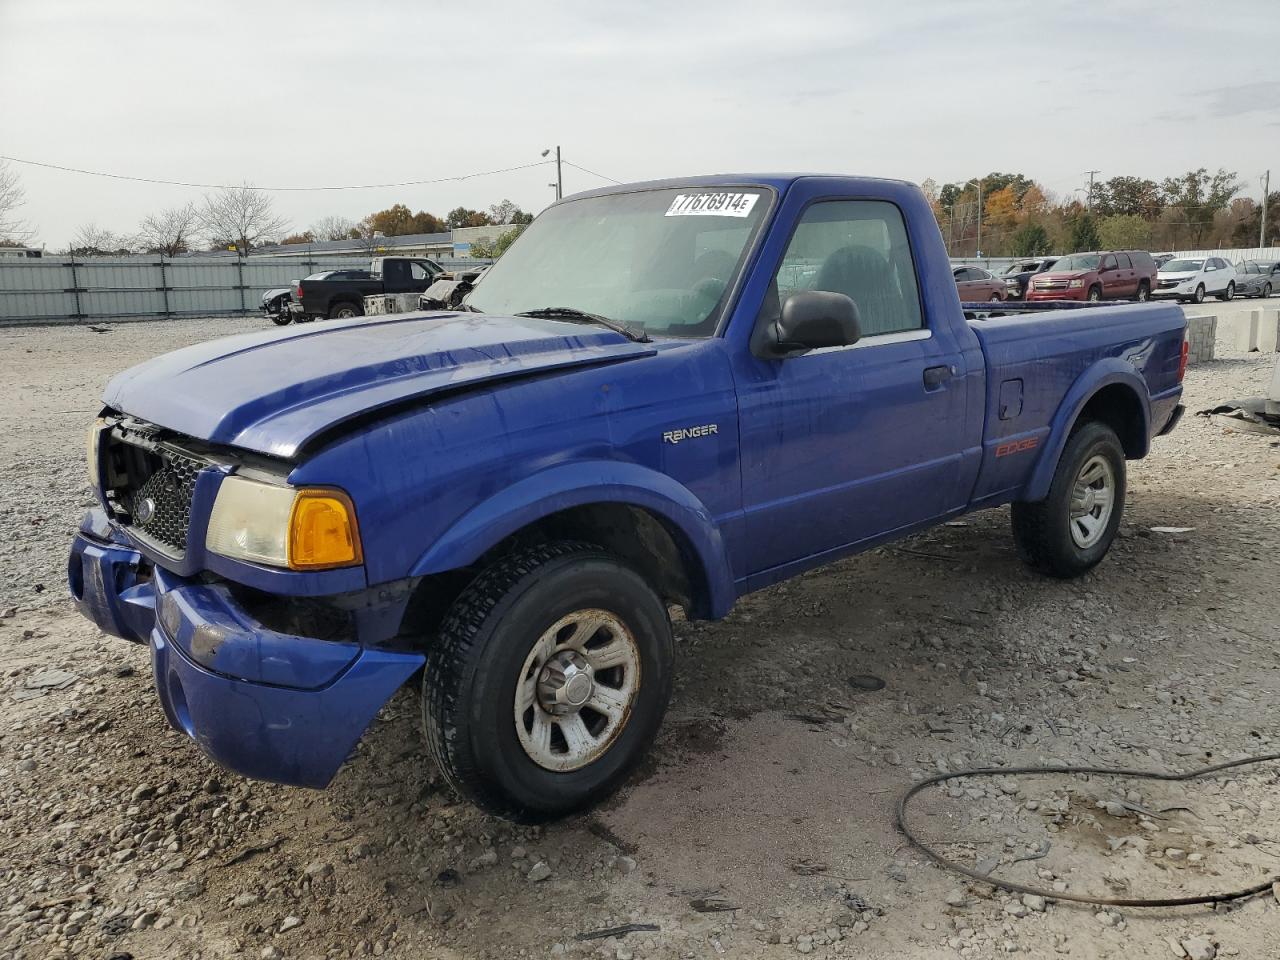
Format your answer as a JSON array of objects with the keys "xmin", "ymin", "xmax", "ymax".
[{"xmin": 664, "ymin": 192, "xmax": 759, "ymax": 218}]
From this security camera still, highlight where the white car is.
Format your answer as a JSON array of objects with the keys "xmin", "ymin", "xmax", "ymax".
[{"xmin": 1152, "ymin": 256, "xmax": 1236, "ymax": 304}]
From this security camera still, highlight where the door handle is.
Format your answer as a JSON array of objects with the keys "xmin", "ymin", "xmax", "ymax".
[{"xmin": 923, "ymin": 365, "xmax": 954, "ymax": 389}]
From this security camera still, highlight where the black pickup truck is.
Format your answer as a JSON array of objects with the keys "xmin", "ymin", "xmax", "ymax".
[{"xmin": 288, "ymin": 257, "xmax": 444, "ymax": 322}]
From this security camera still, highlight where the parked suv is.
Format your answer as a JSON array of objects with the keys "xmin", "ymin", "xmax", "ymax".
[
  {"xmin": 1026, "ymin": 250, "xmax": 1157, "ymax": 303},
  {"xmin": 1152, "ymin": 257, "xmax": 1236, "ymax": 304},
  {"xmin": 1001, "ymin": 257, "xmax": 1058, "ymax": 300}
]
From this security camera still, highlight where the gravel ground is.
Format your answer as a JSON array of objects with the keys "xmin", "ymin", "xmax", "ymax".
[{"xmin": 2, "ymin": 312, "xmax": 1279, "ymax": 960}]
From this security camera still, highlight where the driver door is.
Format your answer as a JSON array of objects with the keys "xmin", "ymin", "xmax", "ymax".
[{"xmin": 733, "ymin": 197, "xmax": 976, "ymax": 577}]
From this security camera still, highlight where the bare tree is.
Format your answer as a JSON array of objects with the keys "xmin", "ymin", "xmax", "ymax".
[
  {"xmin": 134, "ymin": 202, "xmax": 200, "ymax": 256},
  {"xmin": 67, "ymin": 223, "xmax": 128, "ymax": 256},
  {"xmin": 0, "ymin": 160, "xmax": 34, "ymax": 244},
  {"xmin": 309, "ymin": 215, "xmax": 356, "ymax": 241},
  {"xmin": 196, "ymin": 184, "xmax": 287, "ymax": 254}
]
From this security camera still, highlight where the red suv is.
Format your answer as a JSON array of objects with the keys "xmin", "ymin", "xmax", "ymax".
[{"xmin": 1025, "ymin": 250, "xmax": 1157, "ymax": 303}]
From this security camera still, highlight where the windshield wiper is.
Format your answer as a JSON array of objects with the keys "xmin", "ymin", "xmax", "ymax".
[{"xmin": 514, "ymin": 306, "xmax": 651, "ymax": 343}]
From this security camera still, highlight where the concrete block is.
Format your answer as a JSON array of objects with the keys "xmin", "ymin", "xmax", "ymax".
[
  {"xmin": 1214, "ymin": 311, "xmax": 1258, "ymax": 352},
  {"xmin": 1185, "ymin": 315, "xmax": 1216, "ymax": 365},
  {"xmin": 1258, "ymin": 308, "xmax": 1280, "ymax": 354}
]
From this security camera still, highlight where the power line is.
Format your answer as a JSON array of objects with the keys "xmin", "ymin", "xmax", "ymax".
[
  {"xmin": 0, "ymin": 154, "xmax": 556, "ymax": 192},
  {"xmin": 562, "ymin": 160, "xmax": 621, "ymax": 185}
]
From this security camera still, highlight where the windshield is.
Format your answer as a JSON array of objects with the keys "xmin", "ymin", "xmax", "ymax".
[
  {"xmin": 1004, "ymin": 261, "xmax": 1044, "ymax": 274},
  {"xmin": 304, "ymin": 271, "xmax": 334, "ymax": 281},
  {"xmin": 465, "ymin": 186, "xmax": 770, "ymax": 338},
  {"xmin": 1051, "ymin": 254, "xmax": 1100, "ymax": 272},
  {"xmin": 1162, "ymin": 259, "xmax": 1203, "ymax": 272}
]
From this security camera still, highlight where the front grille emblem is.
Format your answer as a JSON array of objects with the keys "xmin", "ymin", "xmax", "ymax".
[{"xmin": 135, "ymin": 497, "xmax": 156, "ymax": 526}]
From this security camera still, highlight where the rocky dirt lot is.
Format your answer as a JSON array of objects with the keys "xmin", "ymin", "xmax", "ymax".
[{"xmin": 1, "ymin": 314, "xmax": 1279, "ymax": 960}]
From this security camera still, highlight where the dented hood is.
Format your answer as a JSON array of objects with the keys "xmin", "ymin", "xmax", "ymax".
[{"xmin": 103, "ymin": 311, "xmax": 655, "ymax": 458}]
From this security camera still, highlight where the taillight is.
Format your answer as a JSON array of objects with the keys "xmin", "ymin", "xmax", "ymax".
[
  {"xmin": 295, "ymin": 282, "xmax": 303, "ymax": 299},
  {"xmin": 1178, "ymin": 338, "xmax": 1189, "ymax": 382}
]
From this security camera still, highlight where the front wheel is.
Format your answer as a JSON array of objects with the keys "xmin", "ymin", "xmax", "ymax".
[
  {"xmin": 1218, "ymin": 282, "xmax": 1234, "ymax": 302},
  {"xmin": 1264, "ymin": 283, "xmax": 1273, "ymax": 299},
  {"xmin": 1087, "ymin": 285, "xmax": 1102, "ymax": 302},
  {"xmin": 422, "ymin": 541, "xmax": 674, "ymax": 821},
  {"xmin": 1011, "ymin": 421, "xmax": 1126, "ymax": 578},
  {"xmin": 1192, "ymin": 284, "xmax": 1206, "ymax": 304},
  {"xmin": 271, "ymin": 314, "xmax": 293, "ymax": 326},
  {"xmin": 989, "ymin": 293, "xmax": 1002, "ymax": 302}
]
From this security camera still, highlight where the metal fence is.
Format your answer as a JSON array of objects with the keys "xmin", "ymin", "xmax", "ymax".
[
  {"xmin": 951, "ymin": 246, "xmax": 1280, "ymax": 274},
  {"xmin": 0, "ymin": 254, "xmax": 491, "ymax": 326}
]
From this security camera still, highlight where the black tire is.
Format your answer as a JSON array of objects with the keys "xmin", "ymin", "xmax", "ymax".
[
  {"xmin": 1218, "ymin": 282, "xmax": 1234, "ymax": 302},
  {"xmin": 1192, "ymin": 283, "xmax": 1205, "ymax": 304},
  {"xmin": 1135, "ymin": 282, "xmax": 1150, "ymax": 302},
  {"xmin": 1087, "ymin": 285, "xmax": 1102, "ymax": 302},
  {"xmin": 1264, "ymin": 283, "xmax": 1273, "ymax": 299},
  {"xmin": 329, "ymin": 301, "xmax": 362, "ymax": 320},
  {"xmin": 422, "ymin": 541, "xmax": 674, "ymax": 822},
  {"xmin": 1010, "ymin": 421, "xmax": 1126, "ymax": 579},
  {"xmin": 989, "ymin": 293, "xmax": 1001, "ymax": 302},
  {"xmin": 271, "ymin": 314, "xmax": 293, "ymax": 326}
]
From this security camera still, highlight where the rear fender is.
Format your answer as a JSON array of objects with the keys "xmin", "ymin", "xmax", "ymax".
[
  {"xmin": 411, "ymin": 461, "xmax": 735, "ymax": 619},
  {"xmin": 1023, "ymin": 359, "xmax": 1150, "ymax": 502}
]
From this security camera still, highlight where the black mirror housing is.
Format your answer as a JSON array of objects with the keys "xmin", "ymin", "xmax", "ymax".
[{"xmin": 765, "ymin": 290, "xmax": 862, "ymax": 356}]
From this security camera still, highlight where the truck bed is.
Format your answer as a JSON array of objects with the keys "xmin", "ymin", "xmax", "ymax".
[{"xmin": 965, "ymin": 300, "xmax": 1186, "ymax": 506}]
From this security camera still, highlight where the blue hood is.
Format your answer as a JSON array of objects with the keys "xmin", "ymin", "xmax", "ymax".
[{"xmin": 103, "ymin": 311, "xmax": 656, "ymax": 458}]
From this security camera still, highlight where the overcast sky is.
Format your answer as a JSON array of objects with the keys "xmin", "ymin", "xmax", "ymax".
[{"xmin": 2, "ymin": 0, "xmax": 1277, "ymax": 249}]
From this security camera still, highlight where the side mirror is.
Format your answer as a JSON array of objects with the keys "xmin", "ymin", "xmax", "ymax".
[{"xmin": 761, "ymin": 290, "xmax": 862, "ymax": 357}]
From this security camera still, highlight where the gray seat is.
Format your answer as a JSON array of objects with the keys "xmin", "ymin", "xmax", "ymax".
[{"xmin": 811, "ymin": 244, "xmax": 912, "ymax": 336}]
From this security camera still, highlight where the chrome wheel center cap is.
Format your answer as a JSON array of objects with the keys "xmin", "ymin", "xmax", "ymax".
[{"xmin": 537, "ymin": 651, "xmax": 595, "ymax": 714}]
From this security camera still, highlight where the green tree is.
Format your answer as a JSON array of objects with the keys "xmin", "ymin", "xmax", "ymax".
[
  {"xmin": 1231, "ymin": 191, "xmax": 1280, "ymax": 246},
  {"xmin": 446, "ymin": 207, "xmax": 492, "ymax": 229},
  {"xmin": 1069, "ymin": 215, "xmax": 1100, "ymax": 253},
  {"xmin": 1097, "ymin": 214, "xmax": 1152, "ymax": 250},
  {"xmin": 492, "ymin": 228, "xmax": 520, "ymax": 257},
  {"xmin": 1092, "ymin": 176, "xmax": 1163, "ymax": 219},
  {"xmin": 1161, "ymin": 168, "xmax": 1239, "ymax": 245},
  {"xmin": 1010, "ymin": 223, "xmax": 1051, "ymax": 256}
]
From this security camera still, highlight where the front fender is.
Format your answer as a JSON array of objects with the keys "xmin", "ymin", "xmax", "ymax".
[
  {"xmin": 411, "ymin": 460, "xmax": 736, "ymax": 619},
  {"xmin": 1023, "ymin": 358, "xmax": 1151, "ymax": 503}
]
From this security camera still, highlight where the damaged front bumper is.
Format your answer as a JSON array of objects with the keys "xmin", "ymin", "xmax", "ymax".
[{"xmin": 68, "ymin": 509, "xmax": 424, "ymax": 788}]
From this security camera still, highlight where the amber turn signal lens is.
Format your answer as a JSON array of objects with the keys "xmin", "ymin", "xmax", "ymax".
[{"xmin": 288, "ymin": 489, "xmax": 362, "ymax": 570}]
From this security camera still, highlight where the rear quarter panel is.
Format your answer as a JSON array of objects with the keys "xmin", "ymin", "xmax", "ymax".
[{"xmin": 965, "ymin": 302, "xmax": 1185, "ymax": 505}]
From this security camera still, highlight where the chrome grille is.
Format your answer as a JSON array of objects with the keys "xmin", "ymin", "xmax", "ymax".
[{"xmin": 104, "ymin": 430, "xmax": 207, "ymax": 556}]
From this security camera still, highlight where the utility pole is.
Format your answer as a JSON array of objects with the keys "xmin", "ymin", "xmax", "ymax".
[
  {"xmin": 1084, "ymin": 170, "xmax": 1101, "ymax": 211},
  {"xmin": 1262, "ymin": 170, "xmax": 1270, "ymax": 249},
  {"xmin": 541, "ymin": 146, "xmax": 563, "ymax": 200},
  {"xmin": 975, "ymin": 178, "xmax": 983, "ymax": 257}
]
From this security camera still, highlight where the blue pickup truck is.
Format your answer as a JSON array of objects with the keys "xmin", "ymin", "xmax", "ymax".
[{"xmin": 70, "ymin": 175, "xmax": 1186, "ymax": 820}]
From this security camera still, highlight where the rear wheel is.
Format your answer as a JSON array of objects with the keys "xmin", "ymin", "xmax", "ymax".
[
  {"xmin": 422, "ymin": 541, "xmax": 674, "ymax": 821},
  {"xmin": 1087, "ymin": 285, "xmax": 1102, "ymax": 302},
  {"xmin": 1011, "ymin": 421, "xmax": 1126, "ymax": 578},
  {"xmin": 1264, "ymin": 282, "xmax": 1273, "ymax": 299},
  {"xmin": 1192, "ymin": 283, "xmax": 1206, "ymax": 304},
  {"xmin": 989, "ymin": 293, "xmax": 1001, "ymax": 302},
  {"xmin": 329, "ymin": 301, "xmax": 361, "ymax": 320},
  {"xmin": 1135, "ymin": 282, "xmax": 1150, "ymax": 302},
  {"xmin": 1218, "ymin": 282, "xmax": 1234, "ymax": 302}
]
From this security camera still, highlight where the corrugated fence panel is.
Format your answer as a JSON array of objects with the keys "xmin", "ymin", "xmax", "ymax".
[{"xmin": 0, "ymin": 253, "xmax": 495, "ymax": 325}]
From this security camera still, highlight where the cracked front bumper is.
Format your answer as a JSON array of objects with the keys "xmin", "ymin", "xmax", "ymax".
[{"xmin": 68, "ymin": 510, "xmax": 424, "ymax": 788}]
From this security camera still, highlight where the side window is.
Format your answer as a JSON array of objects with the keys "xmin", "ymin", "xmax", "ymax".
[
  {"xmin": 1100, "ymin": 254, "xmax": 1117, "ymax": 271},
  {"xmin": 1116, "ymin": 253, "xmax": 1131, "ymax": 269},
  {"xmin": 771, "ymin": 200, "xmax": 923, "ymax": 337},
  {"xmin": 410, "ymin": 262, "xmax": 432, "ymax": 281},
  {"xmin": 383, "ymin": 260, "xmax": 407, "ymax": 284}
]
